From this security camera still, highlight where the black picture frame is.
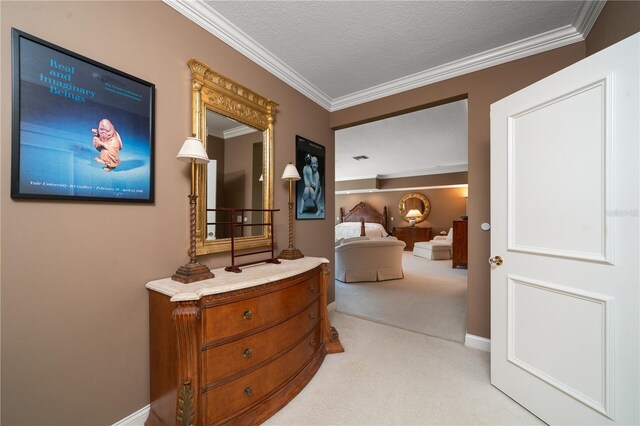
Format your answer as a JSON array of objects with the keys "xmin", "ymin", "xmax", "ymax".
[
  {"xmin": 295, "ymin": 135, "xmax": 325, "ymax": 220},
  {"xmin": 11, "ymin": 29, "xmax": 155, "ymax": 202}
]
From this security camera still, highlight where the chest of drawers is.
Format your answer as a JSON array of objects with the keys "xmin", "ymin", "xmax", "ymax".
[
  {"xmin": 392, "ymin": 226, "xmax": 432, "ymax": 251},
  {"xmin": 452, "ymin": 220, "xmax": 468, "ymax": 268},
  {"xmin": 146, "ymin": 258, "xmax": 342, "ymax": 425}
]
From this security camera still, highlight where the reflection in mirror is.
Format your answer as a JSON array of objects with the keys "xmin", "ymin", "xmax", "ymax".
[
  {"xmin": 189, "ymin": 58, "xmax": 277, "ymax": 255},
  {"xmin": 398, "ymin": 192, "xmax": 431, "ymax": 224},
  {"xmin": 205, "ymin": 110, "xmax": 264, "ymax": 240}
]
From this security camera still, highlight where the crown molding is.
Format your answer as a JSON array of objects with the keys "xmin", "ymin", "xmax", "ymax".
[
  {"xmin": 165, "ymin": 0, "xmax": 604, "ymax": 112},
  {"xmin": 330, "ymin": 24, "xmax": 585, "ymax": 111},
  {"xmin": 208, "ymin": 128, "xmax": 224, "ymax": 139},
  {"xmin": 335, "ymin": 184, "xmax": 468, "ymax": 195},
  {"xmin": 574, "ymin": 0, "xmax": 607, "ymax": 38},
  {"xmin": 378, "ymin": 163, "xmax": 468, "ymax": 179},
  {"xmin": 163, "ymin": 0, "xmax": 333, "ymax": 110},
  {"xmin": 335, "ymin": 163, "xmax": 468, "ymax": 182},
  {"xmin": 208, "ymin": 125, "xmax": 258, "ymax": 139}
]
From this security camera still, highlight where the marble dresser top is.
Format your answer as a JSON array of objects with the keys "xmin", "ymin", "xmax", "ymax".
[{"xmin": 146, "ymin": 256, "xmax": 329, "ymax": 302}]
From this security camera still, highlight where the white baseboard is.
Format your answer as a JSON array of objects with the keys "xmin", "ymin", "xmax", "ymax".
[
  {"xmin": 327, "ymin": 301, "xmax": 337, "ymax": 312},
  {"xmin": 465, "ymin": 333, "xmax": 491, "ymax": 352},
  {"xmin": 112, "ymin": 404, "xmax": 149, "ymax": 426}
]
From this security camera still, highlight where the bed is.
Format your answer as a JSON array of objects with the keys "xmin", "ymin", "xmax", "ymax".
[
  {"xmin": 335, "ymin": 202, "xmax": 404, "ymax": 282},
  {"xmin": 336, "ymin": 202, "xmax": 389, "ymax": 241}
]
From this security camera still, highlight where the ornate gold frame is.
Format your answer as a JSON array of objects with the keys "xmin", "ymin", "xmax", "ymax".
[
  {"xmin": 189, "ymin": 59, "xmax": 277, "ymax": 255},
  {"xmin": 398, "ymin": 192, "xmax": 431, "ymax": 224}
]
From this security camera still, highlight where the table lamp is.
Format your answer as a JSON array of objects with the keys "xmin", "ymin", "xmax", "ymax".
[
  {"xmin": 278, "ymin": 163, "xmax": 304, "ymax": 260},
  {"xmin": 172, "ymin": 137, "xmax": 215, "ymax": 283},
  {"xmin": 406, "ymin": 209, "xmax": 422, "ymax": 227}
]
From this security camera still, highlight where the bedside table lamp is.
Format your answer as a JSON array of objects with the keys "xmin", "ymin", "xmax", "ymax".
[
  {"xmin": 172, "ymin": 137, "xmax": 215, "ymax": 283},
  {"xmin": 279, "ymin": 163, "xmax": 304, "ymax": 260},
  {"xmin": 406, "ymin": 209, "xmax": 422, "ymax": 227}
]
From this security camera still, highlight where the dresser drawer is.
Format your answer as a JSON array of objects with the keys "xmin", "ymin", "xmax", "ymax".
[
  {"xmin": 202, "ymin": 274, "xmax": 320, "ymax": 342},
  {"xmin": 203, "ymin": 299, "xmax": 320, "ymax": 384},
  {"xmin": 204, "ymin": 325, "xmax": 321, "ymax": 423},
  {"xmin": 392, "ymin": 226, "xmax": 432, "ymax": 251}
]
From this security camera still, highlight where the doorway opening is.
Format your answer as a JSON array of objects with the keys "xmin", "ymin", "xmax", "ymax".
[{"xmin": 333, "ymin": 98, "xmax": 469, "ymax": 343}]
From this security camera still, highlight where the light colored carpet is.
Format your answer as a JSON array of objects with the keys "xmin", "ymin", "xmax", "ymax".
[
  {"xmin": 265, "ymin": 312, "xmax": 543, "ymax": 425},
  {"xmin": 336, "ymin": 252, "xmax": 468, "ymax": 343}
]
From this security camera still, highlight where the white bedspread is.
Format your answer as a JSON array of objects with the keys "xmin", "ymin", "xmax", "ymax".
[{"xmin": 335, "ymin": 222, "xmax": 388, "ymax": 240}]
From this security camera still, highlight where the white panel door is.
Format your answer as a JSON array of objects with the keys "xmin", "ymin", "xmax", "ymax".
[{"xmin": 490, "ymin": 34, "xmax": 639, "ymax": 425}]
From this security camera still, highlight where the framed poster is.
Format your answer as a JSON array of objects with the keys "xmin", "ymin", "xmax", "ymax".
[
  {"xmin": 11, "ymin": 29, "xmax": 155, "ymax": 202},
  {"xmin": 295, "ymin": 135, "xmax": 325, "ymax": 220}
]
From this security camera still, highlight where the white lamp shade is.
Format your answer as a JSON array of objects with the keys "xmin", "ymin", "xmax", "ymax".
[
  {"xmin": 177, "ymin": 137, "xmax": 209, "ymax": 164},
  {"xmin": 281, "ymin": 163, "xmax": 301, "ymax": 181},
  {"xmin": 406, "ymin": 209, "xmax": 422, "ymax": 218}
]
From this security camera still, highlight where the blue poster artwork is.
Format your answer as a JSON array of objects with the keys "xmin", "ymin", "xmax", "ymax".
[
  {"xmin": 11, "ymin": 30, "xmax": 154, "ymax": 202},
  {"xmin": 295, "ymin": 135, "xmax": 325, "ymax": 220}
]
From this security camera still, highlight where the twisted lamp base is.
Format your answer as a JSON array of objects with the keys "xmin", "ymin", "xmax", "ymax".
[
  {"xmin": 172, "ymin": 193, "xmax": 214, "ymax": 283},
  {"xmin": 278, "ymin": 247, "xmax": 304, "ymax": 260},
  {"xmin": 172, "ymin": 261, "xmax": 215, "ymax": 283},
  {"xmin": 278, "ymin": 198, "xmax": 303, "ymax": 260}
]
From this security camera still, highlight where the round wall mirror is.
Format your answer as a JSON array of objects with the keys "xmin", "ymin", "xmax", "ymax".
[{"xmin": 398, "ymin": 192, "xmax": 431, "ymax": 224}]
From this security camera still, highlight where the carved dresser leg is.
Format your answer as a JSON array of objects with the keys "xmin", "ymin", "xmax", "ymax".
[
  {"xmin": 173, "ymin": 302, "xmax": 200, "ymax": 425},
  {"xmin": 320, "ymin": 263, "xmax": 344, "ymax": 354}
]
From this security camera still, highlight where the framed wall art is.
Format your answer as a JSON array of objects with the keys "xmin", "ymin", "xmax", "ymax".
[
  {"xmin": 295, "ymin": 135, "xmax": 325, "ymax": 220},
  {"xmin": 11, "ymin": 29, "xmax": 155, "ymax": 202}
]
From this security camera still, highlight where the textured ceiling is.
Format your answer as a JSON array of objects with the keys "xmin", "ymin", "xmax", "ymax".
[
  {"xmin": 168, "ymin": 0, "xmax": 603, "ymax": 182},
  {"xmin": 205, "ymin": 1, "xmax": 581, "ymax": 100},
  {"xmin": 188, "ymin": 0, "xmax": 603, "ymax": 110},
  {"xmin": 335, "ymin": 100, "xmax": 468, "ymax": 181}
]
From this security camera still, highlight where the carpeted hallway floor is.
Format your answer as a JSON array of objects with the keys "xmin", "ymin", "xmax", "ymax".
[
  {"xmin": 265, "ymin": 311, "xmax": 543, "ymax": 425},
  {"xmin": 336, "ymin": 252, "xmax": 467, "ymax": 342}
]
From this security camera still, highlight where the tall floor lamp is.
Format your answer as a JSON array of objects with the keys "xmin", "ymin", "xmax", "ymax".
[
  {"xmin": 278, "ymin": 163, "xmax": 304, "ymax": 260},
  {"xmin": 172, "ymin": 137, "xmax": 215, "ymax": 283}
]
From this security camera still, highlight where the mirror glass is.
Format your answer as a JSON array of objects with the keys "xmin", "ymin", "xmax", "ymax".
[
  {"xmin": 205, "ymin": 110, "xmax": 264, "ymax": 240},
  {"xmin": 189, "ymin": 59, "xmax": 277, "ymax": 255},
  {"xmin": 398, "ymin": 192, "xmax": 431, "ymax": 224}
]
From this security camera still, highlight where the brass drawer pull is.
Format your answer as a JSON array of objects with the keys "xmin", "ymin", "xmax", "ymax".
[
  {"xmin": 244, "ymin": 386, "xmax": 253, "ymax": 396},
  {"xmin": 309, "ymin": 284, "xmax": 316, "ymax": 291},
  {"xmin": 309, "ymin": 340, "xmax": 317, "ymax": 348},
  {"xmin": 243, "ymin": 310, "xmax": 253, "ymax": 320},
  {"xmin": 243, "ymin": 348, "xmax": 253, "ymax": 358},
  {"xmin": 309, "ymin": 313, "xmax": 316, "ymax": 320}
]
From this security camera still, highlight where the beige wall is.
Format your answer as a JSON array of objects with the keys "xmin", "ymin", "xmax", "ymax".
[
  {"xmin": 0, "ymin": 1, "xmax": 333, "ymax": 424},
  {"xmin": 329, "ymin": 0, "xmax": 638, "ymax": 341},
  {"xmin": 224, "ymin": 131, "xmax": 262, "ymax": 236},
  {"xmin": 1, "ymin": 1, "xmax": 635, "ymax": 424},
  {"xmin": 337, "ymin": 187, "xmax": 467, "ymax": 235},
  {"xmin": 586, "ymin": 0, "xmax": 640, "ymax": 56},
  {"xmin": 331, "ymin": 44, "xmax": 587, "ymax": 339}
]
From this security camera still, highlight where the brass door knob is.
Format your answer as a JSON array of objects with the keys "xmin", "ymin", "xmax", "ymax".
[
  {"xmin": 488, "ymin": 256, "xmax": 504, "ymax": 266},
  {"xmin": 242, "ymin": 348, "xmax": 253, "ymax": 358},
  {"xmin": 243, "ymin": 310, "xmax": 253, "ymax": 320},
  {"xmin": 244, "ymin": 386, "xmax": 253, "ymax": 396}
]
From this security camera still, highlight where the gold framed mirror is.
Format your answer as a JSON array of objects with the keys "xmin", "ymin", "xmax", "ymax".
[
  {"xmin": 189, "ymin": 59, "xmax": 277, "ymax": 255},
  {"xmin": 398, "ymin": 192, "xmax": 431, "ymax": 224}
]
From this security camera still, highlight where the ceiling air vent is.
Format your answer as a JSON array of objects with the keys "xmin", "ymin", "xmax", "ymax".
[{"xmin": 352, "ymin": 155, "xmax": 369, "ymax": 161}]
